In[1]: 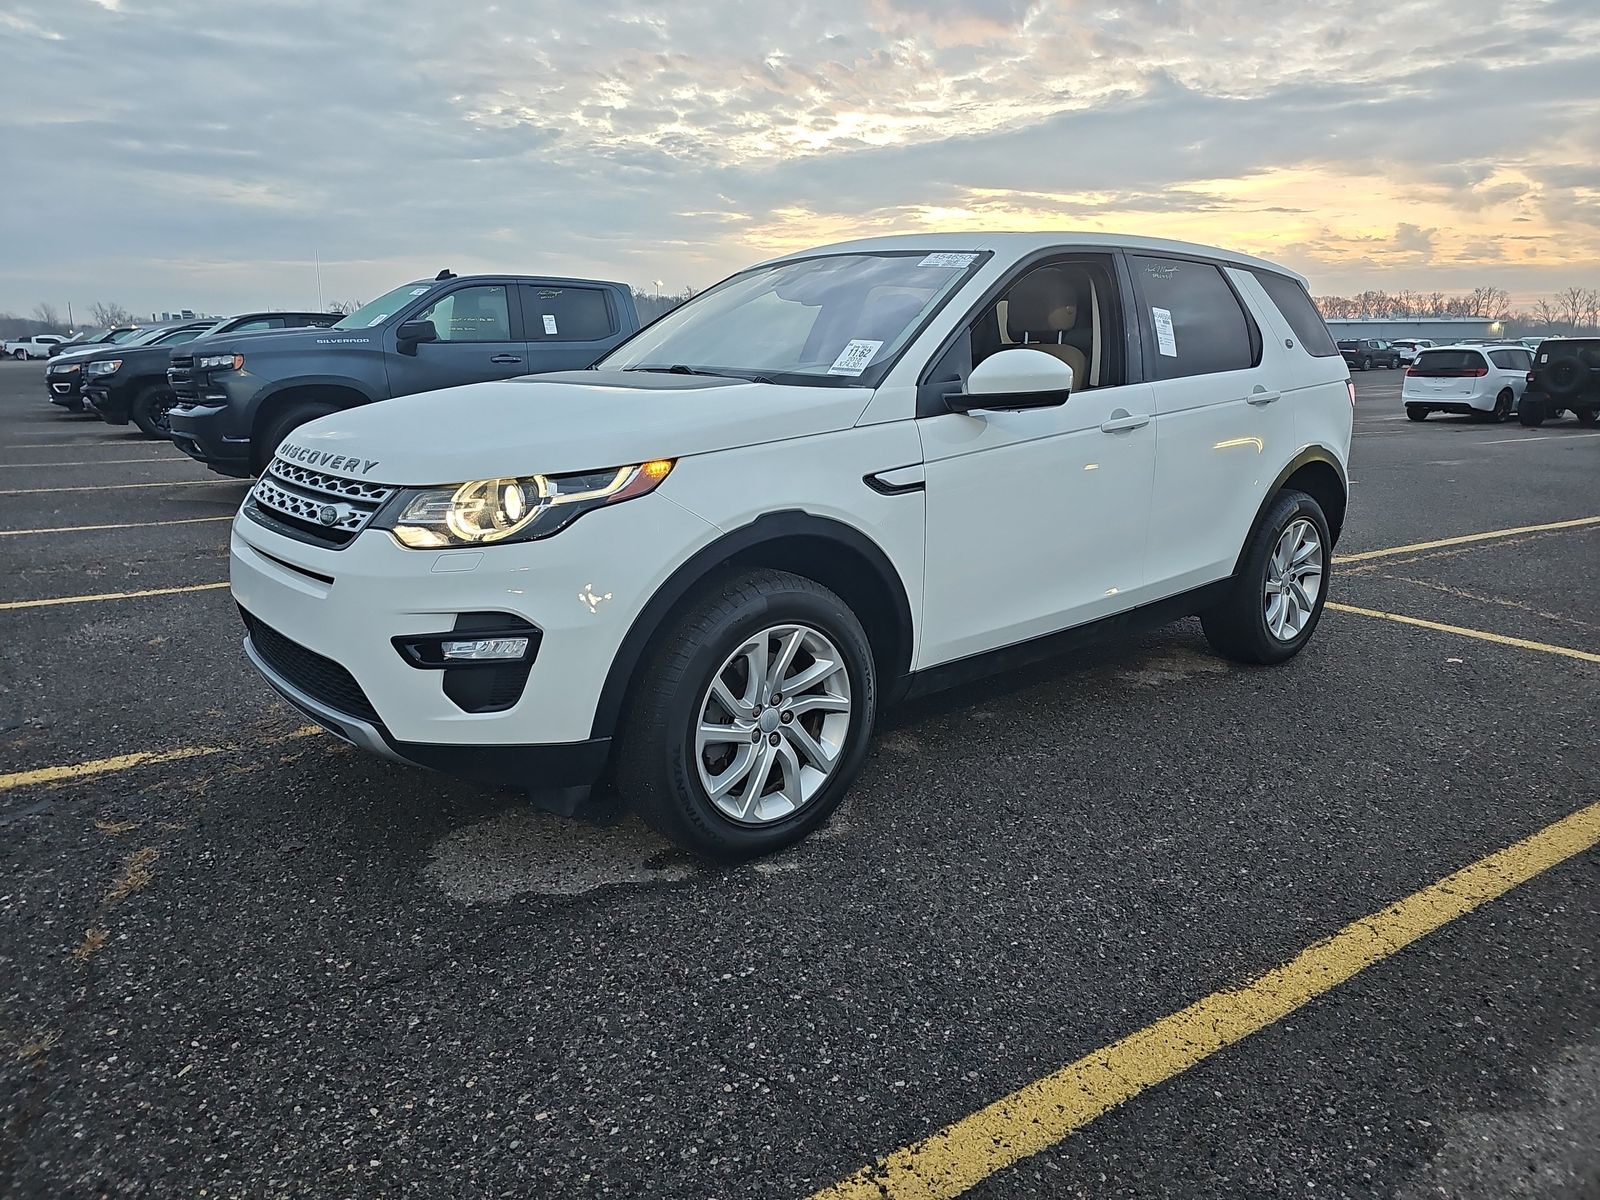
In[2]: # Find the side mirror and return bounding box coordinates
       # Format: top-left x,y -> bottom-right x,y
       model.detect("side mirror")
948,349 -> 1072,413
395,320 -> 438,354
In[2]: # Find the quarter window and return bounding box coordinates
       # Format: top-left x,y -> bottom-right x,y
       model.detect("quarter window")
1131,255 -> 1258,379
1252,271 -> 1338,357
521,285 -> 615,342
416,286 -> 513,342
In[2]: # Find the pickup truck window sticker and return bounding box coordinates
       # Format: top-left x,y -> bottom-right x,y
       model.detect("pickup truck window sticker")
919,252 -> 978,269
826,339 -> 884,376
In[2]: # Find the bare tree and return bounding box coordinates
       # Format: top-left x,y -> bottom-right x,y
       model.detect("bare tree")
1581,288 -> 1600,333
1531,298 -> 1559,331
326,300 -> 363,316
31,302 -> 64,330
89,300 -> 134,327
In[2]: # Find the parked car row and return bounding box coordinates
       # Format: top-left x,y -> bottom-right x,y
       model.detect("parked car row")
1401,338 -> 1600,426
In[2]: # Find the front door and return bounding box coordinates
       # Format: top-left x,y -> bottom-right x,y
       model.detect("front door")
387,282 -> 529,397
917,255 -> 1158,668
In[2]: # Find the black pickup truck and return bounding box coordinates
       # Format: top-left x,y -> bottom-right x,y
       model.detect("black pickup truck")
167,272 -> 640,477
84,311 -> 338,436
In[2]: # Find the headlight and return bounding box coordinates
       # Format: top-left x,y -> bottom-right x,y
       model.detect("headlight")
197,353 -> 244,371
85,359 -> 121,376
375,460 -> 674,548
53,363 -> 81,375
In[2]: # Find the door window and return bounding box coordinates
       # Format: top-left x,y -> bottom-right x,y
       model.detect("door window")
416,286 -> 512,342
521,286 -> 615,341
1130,255 -> 1258,379
1251,270 -> 1338,356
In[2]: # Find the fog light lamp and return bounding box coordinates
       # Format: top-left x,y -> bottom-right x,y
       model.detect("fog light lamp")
439,637 -> 530,661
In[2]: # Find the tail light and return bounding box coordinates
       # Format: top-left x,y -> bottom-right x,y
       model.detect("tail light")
1404,367 -> 1417,376
1469,366 -> 1489,377
1526,371 -> 1537,385
1346,380 -> 1357,407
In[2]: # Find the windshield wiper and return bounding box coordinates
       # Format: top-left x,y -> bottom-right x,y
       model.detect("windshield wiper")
623,364 -> 775,384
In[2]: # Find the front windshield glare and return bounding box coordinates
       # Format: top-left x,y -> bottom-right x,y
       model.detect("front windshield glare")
599,252 -> 980,383
333,282 -> 432,330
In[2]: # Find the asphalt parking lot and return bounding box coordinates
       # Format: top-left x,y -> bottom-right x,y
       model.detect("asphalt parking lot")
1,363 -> 1597,1198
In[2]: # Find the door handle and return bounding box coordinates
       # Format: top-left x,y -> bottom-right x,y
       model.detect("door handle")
1099,410 -> 1151,433
1246,388 -> 1281,406
490,354 -> 523,364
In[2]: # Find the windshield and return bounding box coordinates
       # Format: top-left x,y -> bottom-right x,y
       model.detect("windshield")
121,326 -> 184,348
332,282 -> 432,329
599,251 -> 983,384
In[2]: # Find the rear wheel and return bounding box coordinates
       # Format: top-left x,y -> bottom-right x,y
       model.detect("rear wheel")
1576,408 -> 1600,427
252,401 -> 340,473
1518,397 -> 1547,428
1481,389 -> 1513,423
1362,356 -> 1373,371
130,383 -> 179,438
617,568 -> 876,860
1202,490 -> 1331,666
1406,406 -> 1428,421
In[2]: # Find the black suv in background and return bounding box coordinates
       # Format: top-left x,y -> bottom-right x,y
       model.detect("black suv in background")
84,311 -> 338,437
49,325 -> 143,358
46,323 -> 194,412
1519,339 -> 1600,427
167,272 -> 642,477
1337,339 -> 1402,370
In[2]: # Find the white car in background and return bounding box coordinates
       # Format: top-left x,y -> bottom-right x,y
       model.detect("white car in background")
1403,344 -> 1532,422
1390,338 -> 1435,365
4,334 -> 69,360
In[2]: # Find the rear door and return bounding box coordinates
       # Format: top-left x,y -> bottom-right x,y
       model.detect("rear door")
386,281 -> 529,398
1132,252 -> 1299,597
518,283 -> 628,372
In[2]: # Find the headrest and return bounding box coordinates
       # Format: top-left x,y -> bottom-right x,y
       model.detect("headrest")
1006,271 -> 1082,338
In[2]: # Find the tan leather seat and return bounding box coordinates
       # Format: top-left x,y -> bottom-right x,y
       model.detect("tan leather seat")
1003,270 -> 1088,388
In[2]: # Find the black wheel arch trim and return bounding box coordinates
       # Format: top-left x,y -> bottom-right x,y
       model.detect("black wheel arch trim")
589,511 -> 914,741
1232,447 -> 1348,575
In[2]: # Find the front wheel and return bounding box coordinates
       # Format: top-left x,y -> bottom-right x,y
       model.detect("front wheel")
1361,356 -> 1373,371
1406,406 -> 1428,422
1202,490 -> 1331,665
10,350 -> 25,361
252,401 -> 340,474
617,568 -> 877,860
1575,408 -> 1599,427
130,383 -> 179,437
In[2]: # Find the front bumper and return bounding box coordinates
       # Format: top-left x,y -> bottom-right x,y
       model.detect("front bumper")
229,490 -> 719,754
46,374 -> 84,409
169,401 -> 254,476
83,381 -> 132,423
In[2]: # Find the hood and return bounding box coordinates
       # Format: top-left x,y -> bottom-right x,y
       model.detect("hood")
49,345 -> 123,368
188,325 -> 343,349
282,370 -> 874,485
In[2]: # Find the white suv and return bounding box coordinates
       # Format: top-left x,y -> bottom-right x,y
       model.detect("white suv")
230,234 -> 1353,858
1403,343 -> 1532,422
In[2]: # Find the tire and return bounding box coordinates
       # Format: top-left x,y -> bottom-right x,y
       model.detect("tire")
11,350 -> 25,361
130,382 -> 179,438
1481,389 -> 1513,423
1201,490 -> 1331,666
1361,356 -> 1372,371
616,568 -> 877,860
1576,408 -> 1600,427
1389,356 -> 1400,369
1540,353 -> 1592,402
1518,397 -> 1547,428
1406,406 -> 1428,422
252,401 -> 341,473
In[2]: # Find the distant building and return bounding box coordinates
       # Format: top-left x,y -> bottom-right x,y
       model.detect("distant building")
1325,316 -> 1506,342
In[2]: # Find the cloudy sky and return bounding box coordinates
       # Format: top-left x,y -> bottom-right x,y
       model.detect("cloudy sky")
2,0 -> 1598,319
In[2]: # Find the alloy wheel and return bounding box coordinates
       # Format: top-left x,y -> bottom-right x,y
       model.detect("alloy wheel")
694,623 -> 852,825
1263,518 -> 1324,642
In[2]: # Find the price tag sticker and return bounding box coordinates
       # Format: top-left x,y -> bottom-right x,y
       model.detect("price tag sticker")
827,339 -> 884,376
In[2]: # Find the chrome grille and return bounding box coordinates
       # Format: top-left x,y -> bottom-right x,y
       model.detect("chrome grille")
246,457 -> 397,547
168,353 -> 197,402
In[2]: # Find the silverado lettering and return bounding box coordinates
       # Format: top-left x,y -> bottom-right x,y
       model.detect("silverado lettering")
280,444 -> 380,474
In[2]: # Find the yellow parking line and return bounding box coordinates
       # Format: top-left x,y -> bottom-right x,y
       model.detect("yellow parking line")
0,725 -> 324,791
1326,602 -> 1600,664
0,479 -> 241,495
0,582 -> 230,611
0,745 -> 226,791
811,801 -> 1600,1200
0,457 -> 182,467
0,515 -> 233,537
1333,515 -> 1600,564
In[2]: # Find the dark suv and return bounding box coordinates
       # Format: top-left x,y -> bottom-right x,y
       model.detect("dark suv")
167,272 -> 641,477
1337,339 -> 1401,370
1519,339 -> 1600,427
84,311 -> 338,437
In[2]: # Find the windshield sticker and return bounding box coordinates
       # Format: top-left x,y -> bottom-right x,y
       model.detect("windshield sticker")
542,314 -> 558,335
1152,307 -> 1178,357
918,252 -> 978,269
409,287 -> 429,296
365,314 -> 388,327
827,339 -> 884,377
